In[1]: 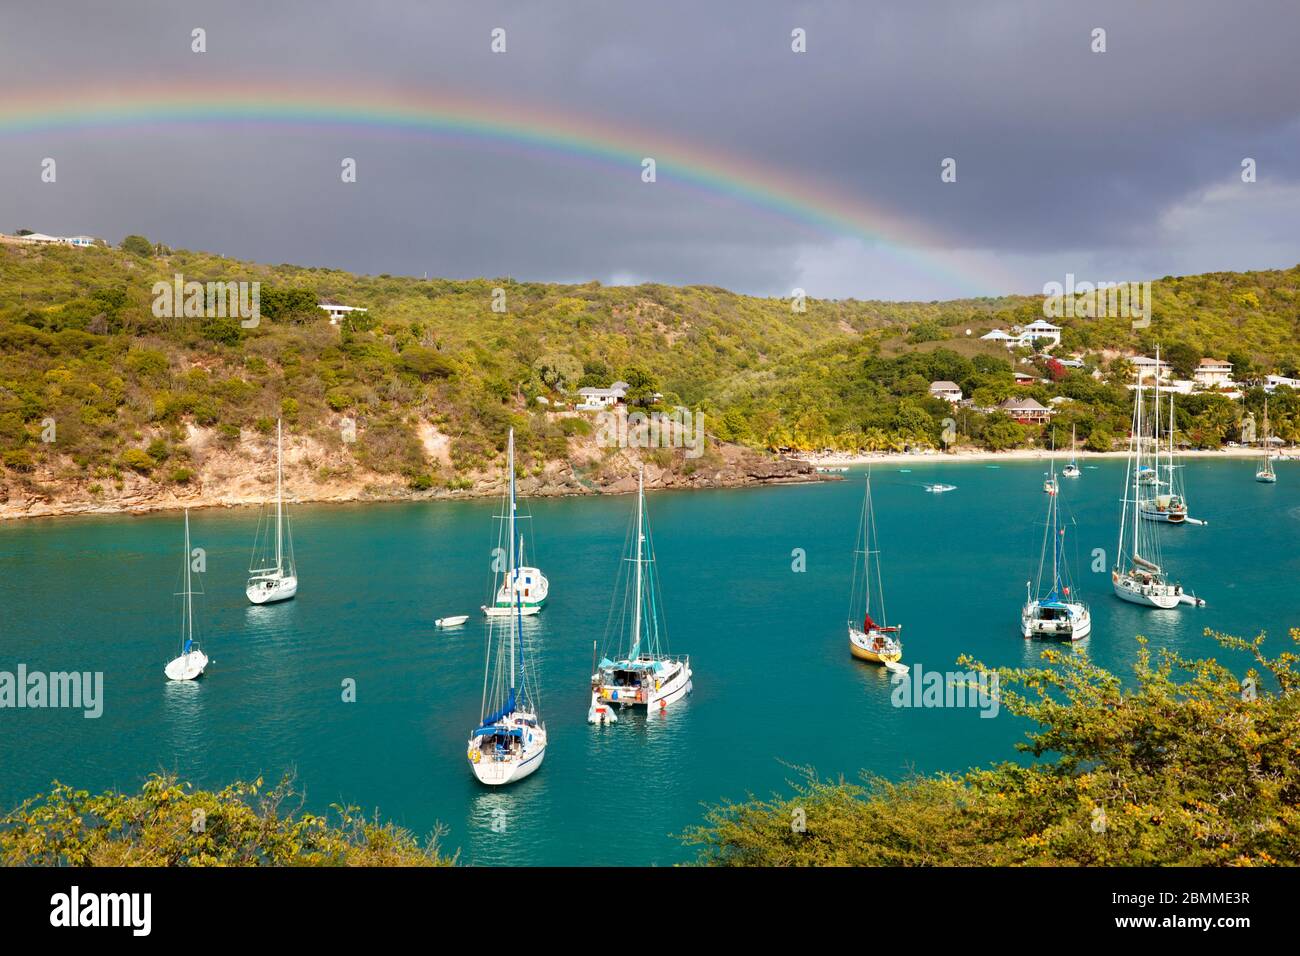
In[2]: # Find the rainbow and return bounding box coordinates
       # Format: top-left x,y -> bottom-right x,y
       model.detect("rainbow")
0,80 -> 1014,295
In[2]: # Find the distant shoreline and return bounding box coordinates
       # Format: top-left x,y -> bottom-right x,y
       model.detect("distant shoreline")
2,445 -> 1289,525
795,447 -> 1294,467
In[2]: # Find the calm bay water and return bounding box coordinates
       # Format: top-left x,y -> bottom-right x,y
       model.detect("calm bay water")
1,458 -> 1297,865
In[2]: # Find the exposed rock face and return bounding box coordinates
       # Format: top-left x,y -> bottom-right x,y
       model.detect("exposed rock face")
0,419 -> 825,520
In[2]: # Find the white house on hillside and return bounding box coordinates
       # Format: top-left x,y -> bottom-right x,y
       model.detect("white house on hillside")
577,383 -> 627,408
8,232 -> 95,248
980,320 -> 1062,349
1193,358 -> 1233,388
319,301 -> 369,325
928,380 -> 963,404
1128,355 -> 1171,381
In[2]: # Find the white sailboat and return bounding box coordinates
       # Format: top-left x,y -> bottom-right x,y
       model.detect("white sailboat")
246,419 -> 298,604
1022,456 -> 1090,639
1139,362 -> 1192,524
164,509 -> 209,681
592,467 -> 693,711
1113,373 -> 1204,608
1062,426 -> 1081,478
467,429 -> 547,786
482,435 -> 549,617
848,471 -> 903,665
1256,398 -> 1277,483
1042,434 -> 1059,495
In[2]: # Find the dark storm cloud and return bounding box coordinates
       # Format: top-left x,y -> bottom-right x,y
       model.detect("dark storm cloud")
1,0 -> 1298,298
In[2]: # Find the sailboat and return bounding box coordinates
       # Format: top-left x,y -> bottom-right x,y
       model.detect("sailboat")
1062,426 -> 1081,478
1256,398 -> 1277,483
848,471 -> 903,665
592,467 -> 693,711
1022,456 -> 1090,639
1139,368 -> 1190,524
164,509 -> 209,681
1042,434 -> 1059,495
482,434 -> 549,617
246,419 -> 298,604
1112,372 -> 1204,608
467,429 -> 547,786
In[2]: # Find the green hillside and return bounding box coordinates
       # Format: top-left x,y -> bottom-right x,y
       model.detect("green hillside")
1,238 -> 1298,498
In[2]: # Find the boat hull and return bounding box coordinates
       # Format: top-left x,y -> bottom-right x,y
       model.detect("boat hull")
1021,605 -> 1091,640
247,575 -> 297,605
848,627 -> 902,663
468,743 -> 546,786
594,661 -> 693,710
164,650 -> 208,681
1111,573 -> 1183,609
482,604 -> 540,618
1256,473 -> 1277,483
1139,508 -> 1186,524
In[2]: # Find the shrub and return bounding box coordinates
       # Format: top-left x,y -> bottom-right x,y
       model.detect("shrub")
120,448 -> 155,473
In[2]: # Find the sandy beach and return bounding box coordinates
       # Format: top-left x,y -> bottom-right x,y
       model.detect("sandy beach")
793,446 -> 1297,467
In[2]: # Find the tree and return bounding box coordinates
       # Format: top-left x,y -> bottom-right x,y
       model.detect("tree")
682,629 -> 1300,866
120,234 -> 153,257
0,773 -> 454,866
532,352 -> 581,391
1084,424 -> 1113,452
1163,342 -> 1200,379
621,364 -> 660,407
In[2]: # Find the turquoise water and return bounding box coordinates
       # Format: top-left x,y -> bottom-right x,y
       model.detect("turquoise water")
1,459 -> 1297,865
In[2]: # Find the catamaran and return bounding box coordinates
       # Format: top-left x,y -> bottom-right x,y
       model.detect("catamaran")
164,509 -> 209,681
1023,456 -> 1090,639
592,467 -> 693,712
482,432 -> 549,617
467,430 -> 547,785
848,471 -> 903,666
1256,398 -> 1278,483
1062,426 -> 1081,478
246,419 -> 298,604
1113,373 -> 1204,609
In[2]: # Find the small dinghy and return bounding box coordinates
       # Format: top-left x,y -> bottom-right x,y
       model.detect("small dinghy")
925,483 -> 956,494
587,690 -> 618,725
436,615 -> 469,628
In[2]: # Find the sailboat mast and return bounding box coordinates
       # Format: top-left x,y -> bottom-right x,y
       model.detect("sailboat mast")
1263,398 -> 1271,471
1132,375 -> 1143,564
275,418 -> 283,573
631,467 -> 644,659
1050,458 -> 1059,590
507,429 -> 517,695
183,508 -> 193,649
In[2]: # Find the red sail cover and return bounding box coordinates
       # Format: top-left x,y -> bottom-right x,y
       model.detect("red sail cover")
864,613 -> 876,631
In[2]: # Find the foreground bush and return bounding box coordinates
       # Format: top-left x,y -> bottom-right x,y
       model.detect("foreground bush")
1,773 -> 454,866
683,629 -> 1300,866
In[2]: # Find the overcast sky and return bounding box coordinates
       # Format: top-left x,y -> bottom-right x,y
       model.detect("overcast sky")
2,1 -> 1298,300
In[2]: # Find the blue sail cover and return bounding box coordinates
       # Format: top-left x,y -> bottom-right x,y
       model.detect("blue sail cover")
478,687 -> 516,728
472,725 -> 522,739
183,638 -> 192,653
